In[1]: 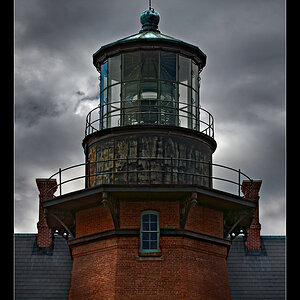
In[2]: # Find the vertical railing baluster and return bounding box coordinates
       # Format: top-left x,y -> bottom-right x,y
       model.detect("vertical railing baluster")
238,169 -> 241,196
59,168 -> 62,196
126,156 -> 129,184
208,161 -> 212,189
149,158 -> 151,184
171,157 -> 173,184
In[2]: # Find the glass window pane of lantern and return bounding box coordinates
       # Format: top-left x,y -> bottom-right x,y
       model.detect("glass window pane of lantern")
123,52 -> 140,81
179,55 -> 191,85
123,82 -> 139,125
192,61 -> 198,91
179,84 -> 188,128
141,51 -> 158,79
110,84 -> 121,103
160,82 -> 176,125
140,81 -> 157,99
100,61 -> 108,92
160,51 -> 176,81
110,85 -> 121,127
109,55 -> 121,84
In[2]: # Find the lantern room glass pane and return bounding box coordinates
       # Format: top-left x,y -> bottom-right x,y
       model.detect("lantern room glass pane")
109,55 -> 121,84
123,52 -> 140,81
179,84 -> 188,128
141,51 -> 158,79
122,82 -> 139,125
100,61 -> 108,92
160,51 -> 176,81
110,84 -> 121,103
192,61 -> 198,91
123,82 -> 138,100
140,81 -> 157,99
160,81 -> 176,126
179,55 -> 191,85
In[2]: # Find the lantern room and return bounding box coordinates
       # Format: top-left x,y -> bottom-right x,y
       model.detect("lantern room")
89,7 -> 211,136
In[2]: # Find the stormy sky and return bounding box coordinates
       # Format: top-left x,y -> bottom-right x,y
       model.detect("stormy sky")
14,0 -> 285,235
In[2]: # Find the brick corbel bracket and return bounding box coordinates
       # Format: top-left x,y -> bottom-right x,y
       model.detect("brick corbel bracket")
101,192 -> 120,229
179,192 -> 198,229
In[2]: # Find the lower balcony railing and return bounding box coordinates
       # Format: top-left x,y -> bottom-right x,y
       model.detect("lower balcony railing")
46,157 -> 253,199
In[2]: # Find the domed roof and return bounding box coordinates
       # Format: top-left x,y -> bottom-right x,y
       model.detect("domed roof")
139,8 -> 160,33
93,8 -> 207,69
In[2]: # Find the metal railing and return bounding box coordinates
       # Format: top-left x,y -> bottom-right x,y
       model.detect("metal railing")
46,157 -> 253,199
85,100 -> 214,138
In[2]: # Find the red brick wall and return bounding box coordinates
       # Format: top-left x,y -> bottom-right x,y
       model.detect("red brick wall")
69,238 -> 118,300
69,236 -> 230,300
185,205 -> 223,238
76,205 -> 115,238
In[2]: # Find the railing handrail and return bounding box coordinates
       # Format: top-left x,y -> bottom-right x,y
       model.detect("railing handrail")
46,157 -> 253,199
85,100 -> 214,138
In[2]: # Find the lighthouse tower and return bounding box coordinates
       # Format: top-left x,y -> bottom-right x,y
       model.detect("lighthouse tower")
39,7 -> 259,300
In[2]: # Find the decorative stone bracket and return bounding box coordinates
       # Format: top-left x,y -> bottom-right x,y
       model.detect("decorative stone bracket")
179,192 -> 198,229
101,192 -> 120,229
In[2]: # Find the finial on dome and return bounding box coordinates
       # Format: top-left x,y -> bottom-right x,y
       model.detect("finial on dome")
139,4 -> 160,33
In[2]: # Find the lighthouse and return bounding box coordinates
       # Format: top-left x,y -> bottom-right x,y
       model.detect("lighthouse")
38,6 -> 259,299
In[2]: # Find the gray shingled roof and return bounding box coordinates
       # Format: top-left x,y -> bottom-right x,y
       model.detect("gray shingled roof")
14,234 -> 73,299
227,235 -> 286,300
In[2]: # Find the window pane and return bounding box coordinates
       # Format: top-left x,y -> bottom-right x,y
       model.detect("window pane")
143,241 -> 150,249
150,241 -> 157,249
123,82 -> 138,100
143,232 -> 150,241
123,52 -> 140,80
100,61 -> 108,92
140,212 -> 159,252
109,55 -> 121,83
123,82 -> 139,125
150,214 -> 157,222
110,84 -> 121,103
160,81 -> 176,101
141,51 -> 158,79
192,61 -> 198,90
150,222 -> 157,231
160,51 -> 176,81
179,84 -> 188,128
142,214 -> 149,222
143,222 -> 149,231
179,55 -> 191,85
140,81 -> 157,99
150,232 -> 157,240
160,81 -> 176,126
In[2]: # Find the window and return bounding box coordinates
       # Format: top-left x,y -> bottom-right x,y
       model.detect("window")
140,211 -> 160,253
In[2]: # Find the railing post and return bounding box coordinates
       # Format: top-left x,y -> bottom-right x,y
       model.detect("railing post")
148,158 -> 151,184
238,169 -> 241,196
126,156 -> 129,184
59,168 -> 62,196
136,157 -> 139,184
171,157 -> 173,184
208,161 -> 212,188
87,160 -> 90,188
209,114 -> 211,136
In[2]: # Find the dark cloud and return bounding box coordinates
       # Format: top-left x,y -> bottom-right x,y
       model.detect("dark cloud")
14,0 -> 285,235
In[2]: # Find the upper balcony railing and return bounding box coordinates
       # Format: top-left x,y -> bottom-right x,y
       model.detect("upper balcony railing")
85,99 -> 214,138
46,157 -> 253,200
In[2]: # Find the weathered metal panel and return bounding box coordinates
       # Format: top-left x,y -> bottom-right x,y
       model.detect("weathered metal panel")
86,131 -> 213,187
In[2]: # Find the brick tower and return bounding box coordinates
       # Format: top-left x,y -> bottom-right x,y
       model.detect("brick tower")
40,7 -> 259,300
